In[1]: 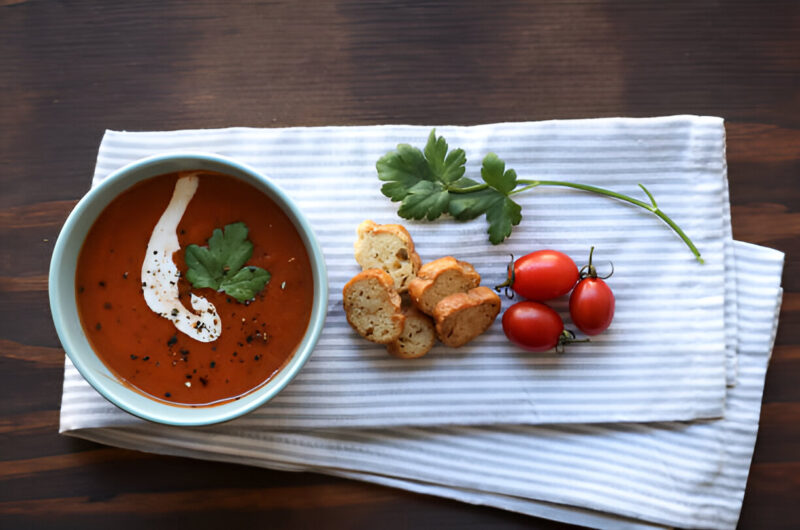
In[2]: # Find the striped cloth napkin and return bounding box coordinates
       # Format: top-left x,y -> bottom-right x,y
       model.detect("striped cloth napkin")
63,117 -> 735,429
58,118 -> 785,528
63,241 -> 783,529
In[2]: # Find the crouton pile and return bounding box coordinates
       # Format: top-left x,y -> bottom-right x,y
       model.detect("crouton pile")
343,220 -> 500,358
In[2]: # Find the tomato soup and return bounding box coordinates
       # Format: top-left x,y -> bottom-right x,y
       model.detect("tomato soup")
75,171 -> 314,406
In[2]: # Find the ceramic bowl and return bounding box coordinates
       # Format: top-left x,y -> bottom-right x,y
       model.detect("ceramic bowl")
49,153 -> 328,426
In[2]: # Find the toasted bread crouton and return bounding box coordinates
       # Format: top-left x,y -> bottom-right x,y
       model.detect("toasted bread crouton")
408,257 -> 481,315
387,306 -> 436,359
433,286 -> 501,348
343,269 -> 405,344
354,220 -> 421,292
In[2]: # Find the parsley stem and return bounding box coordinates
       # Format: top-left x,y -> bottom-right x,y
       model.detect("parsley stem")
513,179 -> 704,263
449,183 -> 489,193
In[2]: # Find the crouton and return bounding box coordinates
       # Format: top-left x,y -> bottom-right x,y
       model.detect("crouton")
433,286 -> 501,348
343,269 -> 405,344
354,220 -> 421,292
408,256 -> 481,315
387,305 -> 436,359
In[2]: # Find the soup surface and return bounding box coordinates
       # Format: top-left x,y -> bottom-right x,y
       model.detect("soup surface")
75,171 -> 314,406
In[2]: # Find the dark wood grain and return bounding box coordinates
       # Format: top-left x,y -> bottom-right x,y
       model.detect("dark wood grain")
1,0 -> 798,528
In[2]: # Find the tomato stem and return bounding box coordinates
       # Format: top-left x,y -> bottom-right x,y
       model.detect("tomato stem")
556,329 -> 590,353
580,246 -> 615,280
494,254 -> 516,298
587,246 -> 597,278
512,180 -> 704,264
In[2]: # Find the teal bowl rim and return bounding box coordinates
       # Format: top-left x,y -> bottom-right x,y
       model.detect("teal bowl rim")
49,152 -> 328,426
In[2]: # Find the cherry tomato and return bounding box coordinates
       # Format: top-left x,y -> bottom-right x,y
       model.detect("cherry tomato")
569,244 -> 616,339
498,250 -> 578,301
569,278 -> 615,335
502,301 -> 566,352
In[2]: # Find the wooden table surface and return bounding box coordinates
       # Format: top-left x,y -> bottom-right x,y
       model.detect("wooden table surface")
2,1 -> 798,528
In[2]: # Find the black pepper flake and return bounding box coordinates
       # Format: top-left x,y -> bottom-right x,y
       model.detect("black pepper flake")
225,378 -> 229,384
130,354 -> 138,360
142,356 -> 150,361
142,282 -> 147,288
153,250 -> 157,255
179,348 -> 190,355
165,392 -> 171,398
155,361 -> 160,367
186,374 -> 192,379
237,342 -> 244,347
180,229 -> 186,235
95,323 -> 102,331
193,369 -> 197,373
211,346 -> 217,351
171,308 -> 179,317
167,335 -> 178,347
123,272 -> 128,279
254,354 -> 261,361
98,281 -> 106,287
227,297 -> 232,303
232,351 -> 238,357
246,335 -> 253,343
199,377 -> 208,387
103,302 -> 112,310
210,361 -> 216,368
78,286 -> 85,294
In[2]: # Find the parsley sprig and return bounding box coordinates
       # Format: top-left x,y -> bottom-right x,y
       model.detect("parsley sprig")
184,222 -> 272,302
377,130 -> 703,263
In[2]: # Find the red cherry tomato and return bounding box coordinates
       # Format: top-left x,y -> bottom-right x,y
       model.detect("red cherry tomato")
570,277 -> 615,336
498,250 -> 579,301
502,301 -> 566,352
569,247 -> 615,336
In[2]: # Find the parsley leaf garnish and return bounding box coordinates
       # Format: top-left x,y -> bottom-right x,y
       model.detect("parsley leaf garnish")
184,222 -> 271,302
376,129 -> 705,262
449,153 -> 522,243
218,266 -> 271,302
377,133 -> 522,244
377,129 -> 467,221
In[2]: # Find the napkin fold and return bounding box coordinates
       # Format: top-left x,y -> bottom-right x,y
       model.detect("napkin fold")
63,117 -> 733,430
58,118 -> 784,529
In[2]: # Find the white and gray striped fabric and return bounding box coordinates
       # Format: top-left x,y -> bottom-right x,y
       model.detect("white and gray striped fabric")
63,241 -> 784,530
61,117 -> 736,429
